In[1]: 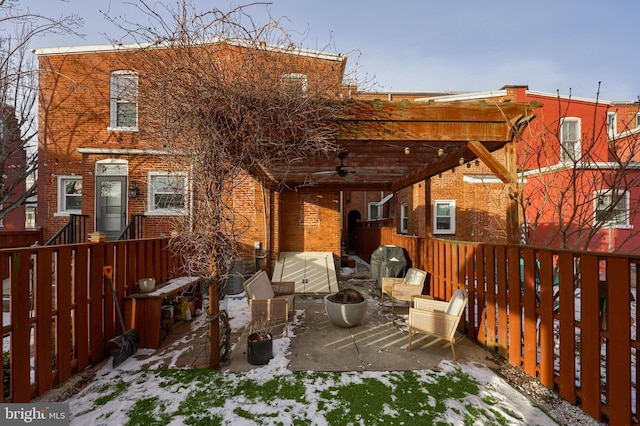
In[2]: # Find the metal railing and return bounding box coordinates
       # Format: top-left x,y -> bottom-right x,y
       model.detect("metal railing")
44,214 -> 89,245
117,214 -> 145,240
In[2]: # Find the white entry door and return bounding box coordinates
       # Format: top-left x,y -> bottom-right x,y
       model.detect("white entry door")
272,252 -> 338,295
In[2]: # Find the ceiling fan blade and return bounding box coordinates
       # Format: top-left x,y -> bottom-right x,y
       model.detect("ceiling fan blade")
343,172 -> 356,181
312,170 -> 337,175
342,167 -> 376,175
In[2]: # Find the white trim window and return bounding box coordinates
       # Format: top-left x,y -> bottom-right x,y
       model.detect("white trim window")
433,200 -> 455,234
368,202 -> 381,221
594,189 -> 630,228
57,176 -> 82,215
400,203 -> 409,234
147,172 -> 188,215
280,73 -> 308,95
607,112 -> 617,139
636,112 -> 640,129
109,70 -> 138,130
560,117 -> 581,163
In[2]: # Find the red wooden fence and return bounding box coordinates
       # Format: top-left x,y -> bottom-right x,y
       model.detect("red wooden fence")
1,238 -> 180,402
375,228 -> 638,425
0,230 -> 43,249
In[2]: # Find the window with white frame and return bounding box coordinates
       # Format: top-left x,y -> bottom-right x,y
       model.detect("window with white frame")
607,112 -> 617,139
147,172 -> 187,214
636,112 -> 640,129
280,73 -> 308,95
57,176 -> 82,214
400,203 -> 409,234
560,117 -> 581,162
594,189 -> 629,227
433,200 -> 455,234
109,71 -> 138,130
368,202 -> 381,221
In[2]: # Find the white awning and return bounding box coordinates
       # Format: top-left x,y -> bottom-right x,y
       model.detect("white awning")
376,193 -> 393,206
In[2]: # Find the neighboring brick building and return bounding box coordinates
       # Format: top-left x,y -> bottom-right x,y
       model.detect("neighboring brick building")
0,105 -> 27,231
348,87 -> 640,254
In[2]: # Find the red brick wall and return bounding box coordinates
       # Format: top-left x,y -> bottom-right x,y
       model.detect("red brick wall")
279,190 -> 340,254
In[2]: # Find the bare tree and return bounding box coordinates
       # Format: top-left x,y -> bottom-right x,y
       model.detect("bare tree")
515,85 -> 640,253
109,1 -> 353,363
0,0 -> 82,222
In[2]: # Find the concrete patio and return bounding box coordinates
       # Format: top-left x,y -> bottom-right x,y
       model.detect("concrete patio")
137,260 -> 500,373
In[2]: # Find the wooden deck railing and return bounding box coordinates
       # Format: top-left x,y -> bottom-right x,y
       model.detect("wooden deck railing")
1,237 -> 181,402
376,227 -> 638,425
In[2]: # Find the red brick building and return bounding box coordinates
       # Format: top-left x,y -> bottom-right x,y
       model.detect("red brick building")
347,87 -> 640,254
0,105 -> 27,231
34,40 -> 346,261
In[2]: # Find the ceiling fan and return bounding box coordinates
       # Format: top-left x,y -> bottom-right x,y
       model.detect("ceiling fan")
312,152 -> 375,181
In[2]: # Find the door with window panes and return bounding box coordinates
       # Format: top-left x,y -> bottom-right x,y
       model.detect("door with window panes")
96,176 -> 127,240
96,162 -> 129,239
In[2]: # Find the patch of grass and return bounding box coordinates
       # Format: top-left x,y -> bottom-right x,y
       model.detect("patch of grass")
69,367 -> 557,425
126,396 -> 172,425
94,380 -> 130,406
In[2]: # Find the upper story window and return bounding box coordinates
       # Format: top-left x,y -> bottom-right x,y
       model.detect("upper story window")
280,73 -> 308,95
109,71 -> 138,131
607,112 -> 617,139
595,189 -> 630,228
57,176 -> 82,215
400,203 -> 409,234
636,112 -> 640,129
147,172 -> 188,215
560,117 -> 581,163
433,200 -> 455,234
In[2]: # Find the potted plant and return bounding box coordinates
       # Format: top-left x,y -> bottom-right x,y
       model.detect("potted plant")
247,316 -> 273,365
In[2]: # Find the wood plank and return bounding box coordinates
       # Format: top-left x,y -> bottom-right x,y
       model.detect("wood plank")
522,248 -> 537,376
496,247 -> 508,358
606,257 -> 631,425
89,244 -> 105,362
538,251 -> 554,388
56,247 -> 73,384
485,247 -> 497,351
11,251 -> 32,402
464,245 -> 475,338
557,253 -> 576,403
579,255 -> 602,419
507,247 -> 522,367
35,249 -> 53,395
74,246 -> 89,370
476,246 -> 486,346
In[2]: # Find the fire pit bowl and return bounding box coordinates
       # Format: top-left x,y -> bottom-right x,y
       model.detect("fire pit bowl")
324,288 -> 367,327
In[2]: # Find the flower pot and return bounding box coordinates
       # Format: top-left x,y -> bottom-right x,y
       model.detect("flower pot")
247,332 -> 273,365
324,289 -> 367,327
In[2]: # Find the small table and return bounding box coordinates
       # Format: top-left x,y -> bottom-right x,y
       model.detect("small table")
124,276 -> 201,348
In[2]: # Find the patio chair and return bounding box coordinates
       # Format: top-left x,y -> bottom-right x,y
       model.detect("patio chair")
380,267 -> 428,313
408,289 -> 468,360
243,271 -> 295,336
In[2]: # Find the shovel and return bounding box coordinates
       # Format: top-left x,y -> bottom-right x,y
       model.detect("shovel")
103,266 -> 139,367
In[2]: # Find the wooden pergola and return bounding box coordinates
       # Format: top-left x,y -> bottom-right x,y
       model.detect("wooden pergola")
257,99 -> 538,243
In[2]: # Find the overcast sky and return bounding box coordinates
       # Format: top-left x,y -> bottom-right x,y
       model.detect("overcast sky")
26,0 -> 640,101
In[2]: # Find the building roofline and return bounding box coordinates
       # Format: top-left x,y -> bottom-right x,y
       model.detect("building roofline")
31,36 -> 346,62
525,90 -> 612,105
414,90 -> 507,102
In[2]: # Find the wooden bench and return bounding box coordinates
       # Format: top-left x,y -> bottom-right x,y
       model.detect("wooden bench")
124,276 -> 201,348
